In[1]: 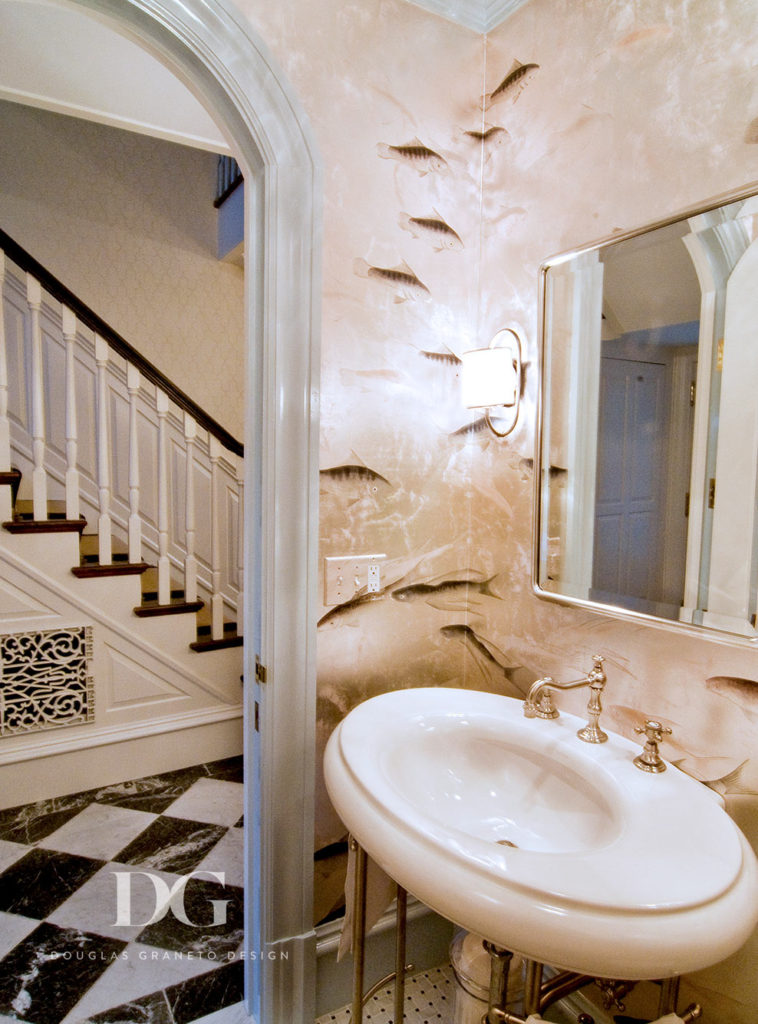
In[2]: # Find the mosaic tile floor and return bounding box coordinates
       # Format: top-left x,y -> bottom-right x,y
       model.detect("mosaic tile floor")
315,967 -> 457,1024
0,758 -> 245,1024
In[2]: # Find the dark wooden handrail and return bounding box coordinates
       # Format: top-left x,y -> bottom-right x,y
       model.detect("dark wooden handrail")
0,227 -> 243,458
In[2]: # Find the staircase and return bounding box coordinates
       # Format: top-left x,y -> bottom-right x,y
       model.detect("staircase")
0,230 -> 245,809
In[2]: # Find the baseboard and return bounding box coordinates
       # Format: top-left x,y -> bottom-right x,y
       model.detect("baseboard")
0,713 -> 243,807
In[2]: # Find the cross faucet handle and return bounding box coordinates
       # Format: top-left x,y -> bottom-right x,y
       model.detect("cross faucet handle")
633,719 -> 672,773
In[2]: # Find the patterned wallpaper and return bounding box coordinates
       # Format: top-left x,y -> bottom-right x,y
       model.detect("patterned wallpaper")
0,101 -> 245,439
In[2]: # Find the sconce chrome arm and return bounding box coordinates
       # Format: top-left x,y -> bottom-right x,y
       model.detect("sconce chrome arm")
524,655 -> 608,744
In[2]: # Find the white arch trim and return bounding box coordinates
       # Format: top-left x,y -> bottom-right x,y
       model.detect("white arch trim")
16,1 -> 322,1020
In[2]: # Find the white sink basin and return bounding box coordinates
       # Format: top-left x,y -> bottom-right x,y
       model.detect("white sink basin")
324,687 -> 758,979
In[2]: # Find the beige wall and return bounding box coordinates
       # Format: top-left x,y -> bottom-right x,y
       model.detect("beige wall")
234,0 -> 758,1016
0,100 -> 244,438
474,1 -> 758,1019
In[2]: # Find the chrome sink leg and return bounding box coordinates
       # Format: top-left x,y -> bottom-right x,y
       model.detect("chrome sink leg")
394,884 -> 407,1021
657,976 -> 680,1017
483,942 -> 513,1023
350,838 -> 367,1024
524,959 -> 544,1016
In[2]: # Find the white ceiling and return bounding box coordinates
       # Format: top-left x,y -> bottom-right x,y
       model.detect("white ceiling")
0,1 -> 229,152
404,0 -> 531,33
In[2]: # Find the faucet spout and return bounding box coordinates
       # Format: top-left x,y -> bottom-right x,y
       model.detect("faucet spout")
523,655 -> 608,743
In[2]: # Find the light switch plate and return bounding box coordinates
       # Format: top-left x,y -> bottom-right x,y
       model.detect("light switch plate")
324,554 -> 387,605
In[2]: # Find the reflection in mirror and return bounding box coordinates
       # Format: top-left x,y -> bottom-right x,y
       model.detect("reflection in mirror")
535,185 -> 758,640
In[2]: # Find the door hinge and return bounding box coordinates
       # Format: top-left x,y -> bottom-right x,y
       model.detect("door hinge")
708,478 -> 716,509
689,380 -> 696,407
255,656 -> 267,684
684,491 -> 690,517
254,700 -> 260,732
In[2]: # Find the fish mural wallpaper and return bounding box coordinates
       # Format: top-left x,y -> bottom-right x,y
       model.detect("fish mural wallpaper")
245,0 -> 758,1018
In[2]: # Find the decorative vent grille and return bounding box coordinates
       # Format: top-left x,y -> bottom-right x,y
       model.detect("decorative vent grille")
0,627 -> 94,736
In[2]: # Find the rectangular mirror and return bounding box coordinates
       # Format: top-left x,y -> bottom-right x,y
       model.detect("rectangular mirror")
534,182 -> 758,640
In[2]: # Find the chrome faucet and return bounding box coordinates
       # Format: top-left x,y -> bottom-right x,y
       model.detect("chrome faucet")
523,654 -> 608,744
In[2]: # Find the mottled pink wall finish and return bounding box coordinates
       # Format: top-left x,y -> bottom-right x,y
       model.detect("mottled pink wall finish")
240,0 -> 758,1015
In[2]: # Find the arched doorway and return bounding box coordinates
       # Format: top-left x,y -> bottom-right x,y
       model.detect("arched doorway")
0,1 -> 321,1019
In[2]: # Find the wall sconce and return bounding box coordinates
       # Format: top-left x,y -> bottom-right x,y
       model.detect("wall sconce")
461,327 -> 522,437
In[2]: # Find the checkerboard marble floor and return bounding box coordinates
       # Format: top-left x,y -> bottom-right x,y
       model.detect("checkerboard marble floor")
0,758 -> 245,1024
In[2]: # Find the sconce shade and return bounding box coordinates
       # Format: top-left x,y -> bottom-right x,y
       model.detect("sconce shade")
461,346 -> 518,409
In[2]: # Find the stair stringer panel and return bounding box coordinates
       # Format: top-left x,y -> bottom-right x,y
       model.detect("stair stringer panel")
0,527 -> 243,806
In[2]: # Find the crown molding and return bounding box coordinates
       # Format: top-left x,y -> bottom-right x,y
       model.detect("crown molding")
403,0 -> 530,34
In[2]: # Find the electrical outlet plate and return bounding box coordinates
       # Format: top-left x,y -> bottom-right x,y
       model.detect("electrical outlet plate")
324,554 -> 387,605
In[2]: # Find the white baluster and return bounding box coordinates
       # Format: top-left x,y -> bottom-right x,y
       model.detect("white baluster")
183,412 -> 198,604
127,364 -> 141,563
209,435 -> 224,640
62,306 -> 79,522
156,388 -> 171,604
27,274 -> 47,521
235,453 -> 244,634
0,254 -> 9,470
0,254 -> 10,522
94,334 -> 112,564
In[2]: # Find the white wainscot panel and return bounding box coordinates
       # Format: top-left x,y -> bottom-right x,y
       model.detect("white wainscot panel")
104,642 -> 188,710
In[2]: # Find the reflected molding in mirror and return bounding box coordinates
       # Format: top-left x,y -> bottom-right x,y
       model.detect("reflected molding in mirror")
534,181 -> 758,642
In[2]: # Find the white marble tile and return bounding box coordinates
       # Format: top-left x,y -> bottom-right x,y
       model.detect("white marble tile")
0,837 -> 30,873
162,778 -> 244,828
47,861 -> 184,942
195,825 -> 245,888
61,941 -> 216,1024
37,802 -> 157,860
0,910 -> 39,960
190,999 -> 249,1024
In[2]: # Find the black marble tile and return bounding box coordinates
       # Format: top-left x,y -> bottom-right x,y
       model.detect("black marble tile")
0,847 -> 103,918
0,921 -> 126,1024
233,816 -> 244,829
80,990 -> 172,1024
202,757 -> 243,784
0,795 -> 90,844
113,817 -> 227,874
92,766 -> 208,815
136,877 -> 243,957
165,959 -> 243,1024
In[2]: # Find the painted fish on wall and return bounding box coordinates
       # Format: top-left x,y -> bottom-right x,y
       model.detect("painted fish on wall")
463,125 -> 509,152
398,211 -> 463,251
420,349 -> 461,366
485,59 -> 539,109
376,137 -> 448,175
353,257 -> 431,302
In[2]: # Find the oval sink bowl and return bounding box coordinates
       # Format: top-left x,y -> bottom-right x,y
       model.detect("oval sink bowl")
324,687 -> 758,980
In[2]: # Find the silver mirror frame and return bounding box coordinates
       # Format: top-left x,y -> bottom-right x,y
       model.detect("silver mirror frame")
532,178 -> 758,647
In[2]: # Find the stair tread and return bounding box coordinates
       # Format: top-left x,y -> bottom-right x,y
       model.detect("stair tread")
135,598 -> 204,617
5,515 -> 87,534
72,561 -> 151,578
190,631 -> 244,652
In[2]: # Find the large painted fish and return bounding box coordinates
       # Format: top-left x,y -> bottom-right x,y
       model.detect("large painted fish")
486,59 -> 539,109
399,211 -> 463,251
376,137 -> 448,175
463,125 -> 508,149
353,257 -> 431,302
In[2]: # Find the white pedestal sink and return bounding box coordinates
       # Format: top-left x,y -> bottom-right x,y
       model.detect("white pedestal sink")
324,687 -> 758,981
